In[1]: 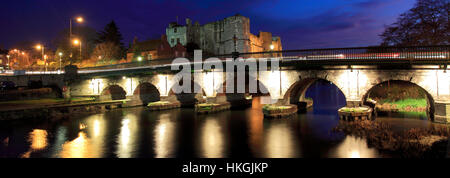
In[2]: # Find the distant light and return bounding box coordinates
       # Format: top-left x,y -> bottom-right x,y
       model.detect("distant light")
76,17 -> 84,23
270,44 -> 274,50
73,39 -> 80,45
122,76 -> 126,80
350,150 -> 361,158
137,57 -> 143,61
22,52 -> 25,55
36,45 -> 42,50
58,52 -> 63,56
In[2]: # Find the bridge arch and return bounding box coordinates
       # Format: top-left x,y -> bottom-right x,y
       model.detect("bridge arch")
133,82 -> 160,105
100,85 -> 127,101
283,77 -> 347,108
168,79 -> 206,107
362,80 -> 435,121
216,75 -> 271,107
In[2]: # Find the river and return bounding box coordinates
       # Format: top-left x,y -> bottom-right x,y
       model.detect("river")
0,97 -> 436,158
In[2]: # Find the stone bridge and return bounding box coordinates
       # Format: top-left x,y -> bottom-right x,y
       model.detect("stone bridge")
1,46 -> 449,122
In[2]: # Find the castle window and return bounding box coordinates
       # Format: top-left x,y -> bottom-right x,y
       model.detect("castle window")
174,28 -> 177,33
177,38 -> 180,44
171,38 -> 174,44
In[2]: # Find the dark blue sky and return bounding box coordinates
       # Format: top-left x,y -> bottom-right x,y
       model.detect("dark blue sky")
0,0 -> 416,50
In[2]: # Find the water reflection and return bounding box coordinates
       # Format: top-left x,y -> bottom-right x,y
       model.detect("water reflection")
331,136 -> 379,158
247,97 -> 264,156
49,126 -> 67,157
116,113 -> 138,158
200,118 -> 225,158
154,113 -> 176,158
21,129 -> 48,158
263,120 -> 299,158
3,106 -> 440,158
60,132 -> 96,158
29,129 -> 48,150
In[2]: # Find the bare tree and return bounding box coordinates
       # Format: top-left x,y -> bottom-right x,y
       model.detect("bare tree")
91,42 -> 121,65
380,0 -> 449,46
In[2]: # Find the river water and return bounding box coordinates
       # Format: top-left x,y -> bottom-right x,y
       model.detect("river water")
0,97 -> 436,158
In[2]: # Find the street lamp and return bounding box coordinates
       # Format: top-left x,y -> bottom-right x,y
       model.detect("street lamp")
269,44 -> 275,58
70,16 -> 84,62
44,55 -> 48,72
6,55 -> 10,69
36,44 -> 46,71
76,17 -> 83,23
73,39 -> 82,61
58,52 -> 63,72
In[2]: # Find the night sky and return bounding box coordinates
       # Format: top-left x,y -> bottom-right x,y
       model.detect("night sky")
0,0 -> 416,50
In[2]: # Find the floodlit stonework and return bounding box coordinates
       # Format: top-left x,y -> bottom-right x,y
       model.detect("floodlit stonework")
166,14 -> 282,55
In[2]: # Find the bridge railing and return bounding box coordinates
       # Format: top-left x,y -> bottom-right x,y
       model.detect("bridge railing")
78,45 -> 450,71
238,45 -> 450,61
78,57 -> 180,71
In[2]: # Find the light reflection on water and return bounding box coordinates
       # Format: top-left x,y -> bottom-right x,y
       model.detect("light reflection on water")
60,132 -> 94,158
154,113 -> 176,158
331,136 -> 379,158
2,99 -> 437,158
263,120 -> 299,158
116,113 -> 139,158
20,129 -> 48,158
200,118 -> 225,158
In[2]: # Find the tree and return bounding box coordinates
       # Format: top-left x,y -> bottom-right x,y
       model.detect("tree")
380,0 -> 449,46
97,21 -> 125,57
91,42 -> 121,65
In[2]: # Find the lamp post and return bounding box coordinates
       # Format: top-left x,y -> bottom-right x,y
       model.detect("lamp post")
73,39 -> 82,62
44,55 -> 48,72
58,52 -> 63,72
36,44 -> 45,71
6,55 -> 10,70
70,16 -> 83,63
98,55 -> 103,66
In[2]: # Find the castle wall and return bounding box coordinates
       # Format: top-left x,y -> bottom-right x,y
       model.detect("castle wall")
166,15 -> 282,56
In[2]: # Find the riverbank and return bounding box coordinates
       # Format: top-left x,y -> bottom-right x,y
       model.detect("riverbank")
0,98 -> 126,122
0,97 -> 96,111
333,120 -> 449,158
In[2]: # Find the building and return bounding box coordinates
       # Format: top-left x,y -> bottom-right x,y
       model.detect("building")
127,35 -> 186,62
165,14 -> 282,56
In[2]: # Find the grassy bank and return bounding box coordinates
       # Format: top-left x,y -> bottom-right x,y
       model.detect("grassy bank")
147,101 -> 171,106
371,98 -> 427,113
